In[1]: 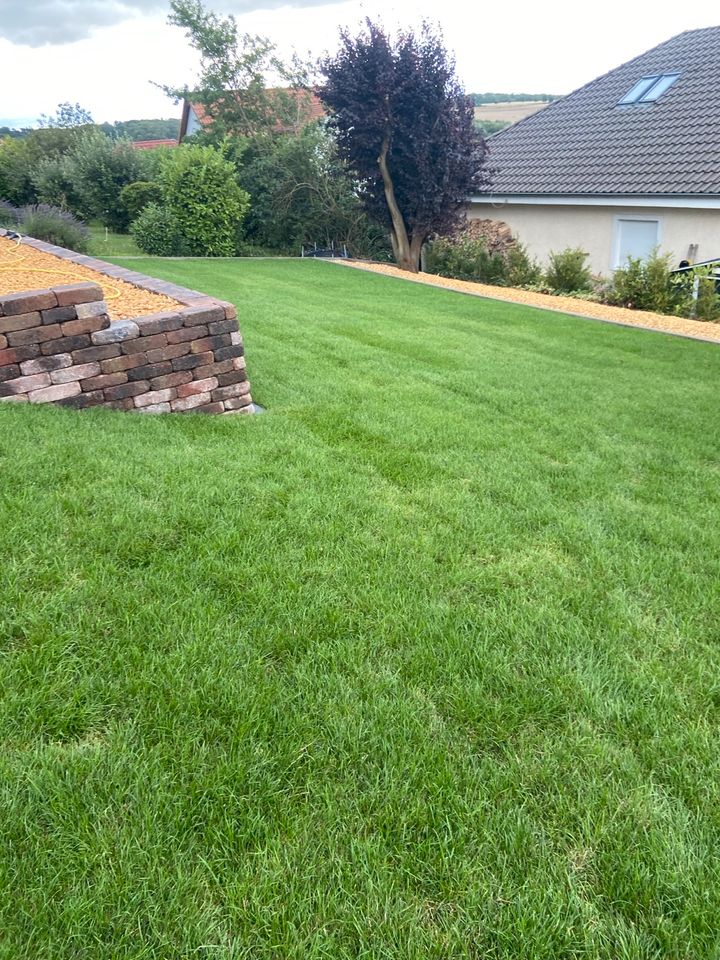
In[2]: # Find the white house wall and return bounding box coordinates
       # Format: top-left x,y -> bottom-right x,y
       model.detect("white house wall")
468,202 -> 720,276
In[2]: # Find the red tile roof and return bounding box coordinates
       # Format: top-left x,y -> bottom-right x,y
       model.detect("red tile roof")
180,89 -> 325,140
131,139 -> 178,150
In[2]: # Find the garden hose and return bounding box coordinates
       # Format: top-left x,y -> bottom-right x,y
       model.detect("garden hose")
0,233 -> 122,301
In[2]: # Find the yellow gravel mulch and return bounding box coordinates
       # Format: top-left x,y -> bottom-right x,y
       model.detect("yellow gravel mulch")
334,259 -> 720,344
0,236 -> 181,321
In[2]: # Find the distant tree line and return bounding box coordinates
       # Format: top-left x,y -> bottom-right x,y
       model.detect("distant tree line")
96,119 -> 180,141
468,92 -> 557,104
0,126 -> 32,139
0,117 -> 179,142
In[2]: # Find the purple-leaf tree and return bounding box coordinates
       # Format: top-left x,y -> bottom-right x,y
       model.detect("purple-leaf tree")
320,20 -> 487,273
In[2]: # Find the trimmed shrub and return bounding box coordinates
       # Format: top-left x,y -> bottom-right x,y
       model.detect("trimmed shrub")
160,145 -> 250,257
544,247 -> 592,294
425,222 -> 541,288
120,181 -> 164,225
17,204 -> 88,252
130,203 -> 188,256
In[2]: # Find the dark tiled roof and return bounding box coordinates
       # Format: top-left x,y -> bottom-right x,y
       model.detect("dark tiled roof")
478,27 -> 720,197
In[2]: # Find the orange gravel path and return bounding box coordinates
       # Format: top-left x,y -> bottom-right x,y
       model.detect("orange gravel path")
0,236 -> 180,321
333,259 -> 720,345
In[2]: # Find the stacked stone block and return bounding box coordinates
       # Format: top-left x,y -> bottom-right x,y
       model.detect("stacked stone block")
0,283 -> 252,414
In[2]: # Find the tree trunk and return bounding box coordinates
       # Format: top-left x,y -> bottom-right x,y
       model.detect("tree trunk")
409,233 -> 424,272
378,133 -> 420,273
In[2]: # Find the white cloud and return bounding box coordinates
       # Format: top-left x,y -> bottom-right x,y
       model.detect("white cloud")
0,0 -> 717,122
0,0 -> 340,47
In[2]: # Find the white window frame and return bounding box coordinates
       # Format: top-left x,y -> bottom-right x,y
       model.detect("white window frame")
611,215 -> 662,270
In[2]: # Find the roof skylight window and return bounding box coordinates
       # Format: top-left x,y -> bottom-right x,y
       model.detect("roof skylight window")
618,73 -> 680,105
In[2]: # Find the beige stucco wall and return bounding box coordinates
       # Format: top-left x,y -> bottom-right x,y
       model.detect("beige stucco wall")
468,202 -> 720,276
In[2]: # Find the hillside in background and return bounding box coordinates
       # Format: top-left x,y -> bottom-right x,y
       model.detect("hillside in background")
0,118 -> 180,141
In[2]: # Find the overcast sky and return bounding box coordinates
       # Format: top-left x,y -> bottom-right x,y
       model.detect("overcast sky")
0,0 -> 717,126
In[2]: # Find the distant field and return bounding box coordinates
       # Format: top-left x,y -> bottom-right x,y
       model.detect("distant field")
474,101 -> 551,124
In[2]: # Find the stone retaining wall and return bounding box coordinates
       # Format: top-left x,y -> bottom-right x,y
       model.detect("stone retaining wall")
0,235 -> 252,414
0,283 -> 251,413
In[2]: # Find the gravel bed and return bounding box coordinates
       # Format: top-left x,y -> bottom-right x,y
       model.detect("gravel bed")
0,236 -> 180,321
334,259 -> 720,344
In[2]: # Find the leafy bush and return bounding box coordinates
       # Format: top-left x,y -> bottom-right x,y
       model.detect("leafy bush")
17,204 -> 88,252
673,266 -> 720,322
425,227 -> 541,288
31,154 -> 86,219
160,144 -> 250,256
120,181 -> 164,225
69,132 -> 145,231
0,200 -> 18,228
694,271 -> 720,321
610,249 -> 680,313
130,203 -> 188,256
425,234 -> 507,285
0,138 -> 35,206
544,247 -> 592,294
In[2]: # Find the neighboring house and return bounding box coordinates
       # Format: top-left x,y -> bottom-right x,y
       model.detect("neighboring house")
179,89 -> 325,141
470,27 -> 720,275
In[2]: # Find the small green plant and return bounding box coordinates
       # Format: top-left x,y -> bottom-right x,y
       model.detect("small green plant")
120,181 -> 164,225
17,203 -> 89,252
692,268 -> 720,321
505,243 -> 542,287
130,203 -> 188,256
544,247 -> 592,294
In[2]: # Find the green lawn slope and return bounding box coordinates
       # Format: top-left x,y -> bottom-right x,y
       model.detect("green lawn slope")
1,260 -> 719,959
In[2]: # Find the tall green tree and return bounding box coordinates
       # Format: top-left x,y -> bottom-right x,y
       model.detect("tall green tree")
237,125 -> 389,257
320,20 -> 486,272
161,0 -> 311,139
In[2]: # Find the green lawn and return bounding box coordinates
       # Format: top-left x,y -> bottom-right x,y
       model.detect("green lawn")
86,222 -> 142,257
2,260 -> 719,959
